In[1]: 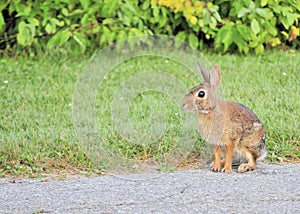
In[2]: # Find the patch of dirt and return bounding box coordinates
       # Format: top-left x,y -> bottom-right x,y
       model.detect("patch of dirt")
1,152 -> 299,182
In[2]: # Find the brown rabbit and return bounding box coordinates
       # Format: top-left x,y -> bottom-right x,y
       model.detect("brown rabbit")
182,62 -> 266,173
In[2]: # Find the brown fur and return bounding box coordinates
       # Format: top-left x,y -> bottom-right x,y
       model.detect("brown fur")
182,63 -> 266,173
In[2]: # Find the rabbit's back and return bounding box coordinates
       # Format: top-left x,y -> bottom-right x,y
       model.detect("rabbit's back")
198,100 -> 265,155
222,101 -> 266,158
224,101 -> 264,140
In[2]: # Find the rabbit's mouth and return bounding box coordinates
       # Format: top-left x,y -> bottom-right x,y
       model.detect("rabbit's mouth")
181,103 -> 196,112
182,99 -> 215,113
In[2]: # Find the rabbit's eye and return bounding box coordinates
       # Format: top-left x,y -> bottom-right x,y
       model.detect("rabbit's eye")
198,90 -> 205,98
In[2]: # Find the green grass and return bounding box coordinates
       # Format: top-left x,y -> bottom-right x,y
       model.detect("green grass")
0,50 -> 299,177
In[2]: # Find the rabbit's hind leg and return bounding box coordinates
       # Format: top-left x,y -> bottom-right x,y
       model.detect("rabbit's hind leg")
237,148 -> 257,173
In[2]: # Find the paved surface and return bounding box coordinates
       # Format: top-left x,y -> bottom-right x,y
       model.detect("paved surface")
0,163 -> 299,214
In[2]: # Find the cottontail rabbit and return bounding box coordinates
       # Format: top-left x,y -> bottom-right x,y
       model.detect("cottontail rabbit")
182,62 -> 266,173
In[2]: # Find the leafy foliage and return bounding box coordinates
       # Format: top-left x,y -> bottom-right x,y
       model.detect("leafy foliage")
0,0 -> 299,55
155,0 -> 300,54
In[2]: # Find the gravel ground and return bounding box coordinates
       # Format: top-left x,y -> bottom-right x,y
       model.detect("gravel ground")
0,163 -> 299,214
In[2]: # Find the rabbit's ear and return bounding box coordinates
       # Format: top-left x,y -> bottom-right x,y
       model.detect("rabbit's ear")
197,61 -> 209,83
209,64 -> 221,89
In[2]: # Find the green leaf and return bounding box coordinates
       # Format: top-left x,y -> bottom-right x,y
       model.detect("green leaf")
215,24 -> 234,51
116,30 -> 127,41
236,24 -> 251,40
265,21 -> 277,36
23,6 -> 31,16
281,7 -> 289,16
249,1 -> 255,10
47,31 -> 62,47
141,1 -> 150,10
102,0 -> 118,18
158,15 -> 167,28
68,9 -> 84,16
80,14 -> 89,25
251,19 -> 260,34
203,9 -> 210,25
281,17 -> 289,30
129,28 -> 143,36
243,45 -> 249,54
212,11 -> 222,22
16,5 -> 31,17
222,29 -> 233,51
260,0 -> 268,7
272,5 -> 281,14
232,29 -> 244,53
255,44 -> 264,55
286,13 -> 295,26
61,8 -> 69,16
120,4 -> 134,23
99,34 -> 107,45
102,26 -> 110,38
138,19 -> 144,30
255,8 -> 267,17
17,21 -> 32,46
28,17 -> 39,27
16,21 -> 35,46
238,8 -> 251,18
198,19 -> 204,27
45,23 -> 54,34
249,39 -> 259,48
0,13 -> 5,33
73,33 -> 86,52
47,30 -> 72,47
102,18 -> 115,25
0,0 -> 9,11
188,33 -> 199,48
79,0 -> 90,10
60,31 -> 72,44
262,8 -> 274,19
153,6 -> 159,17
50,18 -> 62,27
176,32 -> 187,41
209,17 -> 217,29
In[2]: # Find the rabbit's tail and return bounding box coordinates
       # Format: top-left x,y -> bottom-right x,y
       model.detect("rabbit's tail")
257,134 -> 266,162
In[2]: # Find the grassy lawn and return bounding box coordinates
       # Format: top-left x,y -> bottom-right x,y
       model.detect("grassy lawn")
0,50 -> 299,177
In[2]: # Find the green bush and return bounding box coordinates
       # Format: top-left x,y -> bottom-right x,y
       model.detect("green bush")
156,0 -> 300,54
0,0 -> 299,55
0,0 -> 176,54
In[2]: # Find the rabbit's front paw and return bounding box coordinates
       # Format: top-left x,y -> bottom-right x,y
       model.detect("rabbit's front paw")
211,160 -> 224,172
222,166 -> 232,173
211,163 -> 221,172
